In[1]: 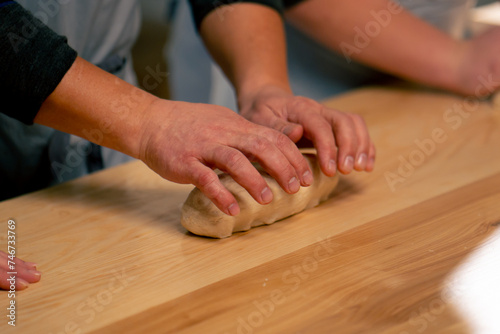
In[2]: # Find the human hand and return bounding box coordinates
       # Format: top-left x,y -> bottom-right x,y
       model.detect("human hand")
238,85 -> 376,176
455,27 -> 500,97
1,251 -> 41,290
138,100 -> 313,216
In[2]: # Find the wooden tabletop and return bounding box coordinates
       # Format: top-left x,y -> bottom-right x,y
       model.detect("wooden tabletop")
1,86 -> 500,334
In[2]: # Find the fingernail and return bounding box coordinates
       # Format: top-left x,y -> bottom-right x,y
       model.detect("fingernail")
343,156 -> 354,173
16,278 -> 29,290
302,171 -> 313,186
288,177 -> 300,193
261,187 -> 273,204
227,203 -> 240,216
328,159 -> 337,174
356,153 -> 367,170
28,270 -> 41,278
283,126 -> 294,136
25,262 -> 38,269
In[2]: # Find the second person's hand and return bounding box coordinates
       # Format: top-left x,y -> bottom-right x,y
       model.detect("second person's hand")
238,85 -> 376,176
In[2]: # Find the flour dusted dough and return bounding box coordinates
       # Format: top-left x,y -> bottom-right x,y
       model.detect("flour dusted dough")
181,154 -> 339,238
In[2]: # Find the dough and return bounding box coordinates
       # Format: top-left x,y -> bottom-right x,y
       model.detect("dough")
181,154 -> 339,238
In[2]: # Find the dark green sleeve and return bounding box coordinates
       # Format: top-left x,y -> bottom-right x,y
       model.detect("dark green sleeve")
0,1 -> 77,124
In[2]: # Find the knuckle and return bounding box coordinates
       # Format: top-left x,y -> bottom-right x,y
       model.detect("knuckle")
320,105 -> 340,119
291,96 -> 317,110
338,135 -> 357,154
316,116 -> 334,133
224,150 -> 247,171
337,120 -> 356,139
198,175 -> 221,200
250,136 -> 272,153
244,174 -> 267,194
319,104 -> 332,114
196,170 -> 218,189
350,113 -> 364,122
342,115 -> 356,129
276,163 -> 295,181
274,132 -> 292,150
355,134 -> 370,150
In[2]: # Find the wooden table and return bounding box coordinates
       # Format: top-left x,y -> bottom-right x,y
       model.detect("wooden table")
1,86 -> 500,333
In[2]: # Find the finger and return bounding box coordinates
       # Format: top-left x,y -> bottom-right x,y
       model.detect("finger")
24,262 -> 38,269
267,131 -> 314,187
0,253 -> 37,268
366,141 -> 376,172
12,267 -> 41,283
207,146 -> 274,205
329,111 -> 358,175
0,256 -> 41,284
290,110 -> 338,177
0,268 -> 39,290
187,160 -> 240,216
0,270 -> 31,290
267,117 -> 304,143
350,114 -> 371,171
243,106 -> 304,142
232,133 -> 306,192
0,254 -> 37,271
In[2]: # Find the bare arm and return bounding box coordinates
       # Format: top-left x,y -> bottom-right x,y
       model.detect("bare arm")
199,3 -> 291,102
285,0 -> 500,96
200,3 -> 376,174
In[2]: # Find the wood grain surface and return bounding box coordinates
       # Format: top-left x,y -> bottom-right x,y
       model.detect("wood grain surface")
1,86 -> 499,334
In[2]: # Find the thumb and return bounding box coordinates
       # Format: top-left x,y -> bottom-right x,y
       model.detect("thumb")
274,119 -> 303,142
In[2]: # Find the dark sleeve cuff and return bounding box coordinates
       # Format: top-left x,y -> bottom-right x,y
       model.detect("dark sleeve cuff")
188,0 -> 285,32
283,0 -> 305,9
0,2 -> 77,125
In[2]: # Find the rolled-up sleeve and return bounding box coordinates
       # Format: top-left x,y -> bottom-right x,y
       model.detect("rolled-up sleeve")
0,1 -> 77,124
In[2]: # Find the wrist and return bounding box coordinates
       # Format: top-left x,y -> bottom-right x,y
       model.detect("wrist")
434,40 -> 470,95
136,97 -> 176,163
237,82 -> 293,112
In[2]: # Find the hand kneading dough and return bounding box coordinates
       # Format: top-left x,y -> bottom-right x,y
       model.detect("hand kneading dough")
181,154 -> 339,238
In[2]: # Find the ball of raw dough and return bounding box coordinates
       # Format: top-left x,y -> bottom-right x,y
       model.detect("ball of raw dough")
181,154 -> 339,238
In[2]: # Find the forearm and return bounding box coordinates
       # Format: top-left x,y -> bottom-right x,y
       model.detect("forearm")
199,3 -> 292,104
34,57 -> 158,159
1,2 -> 157,156
285,0 -> 464,92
